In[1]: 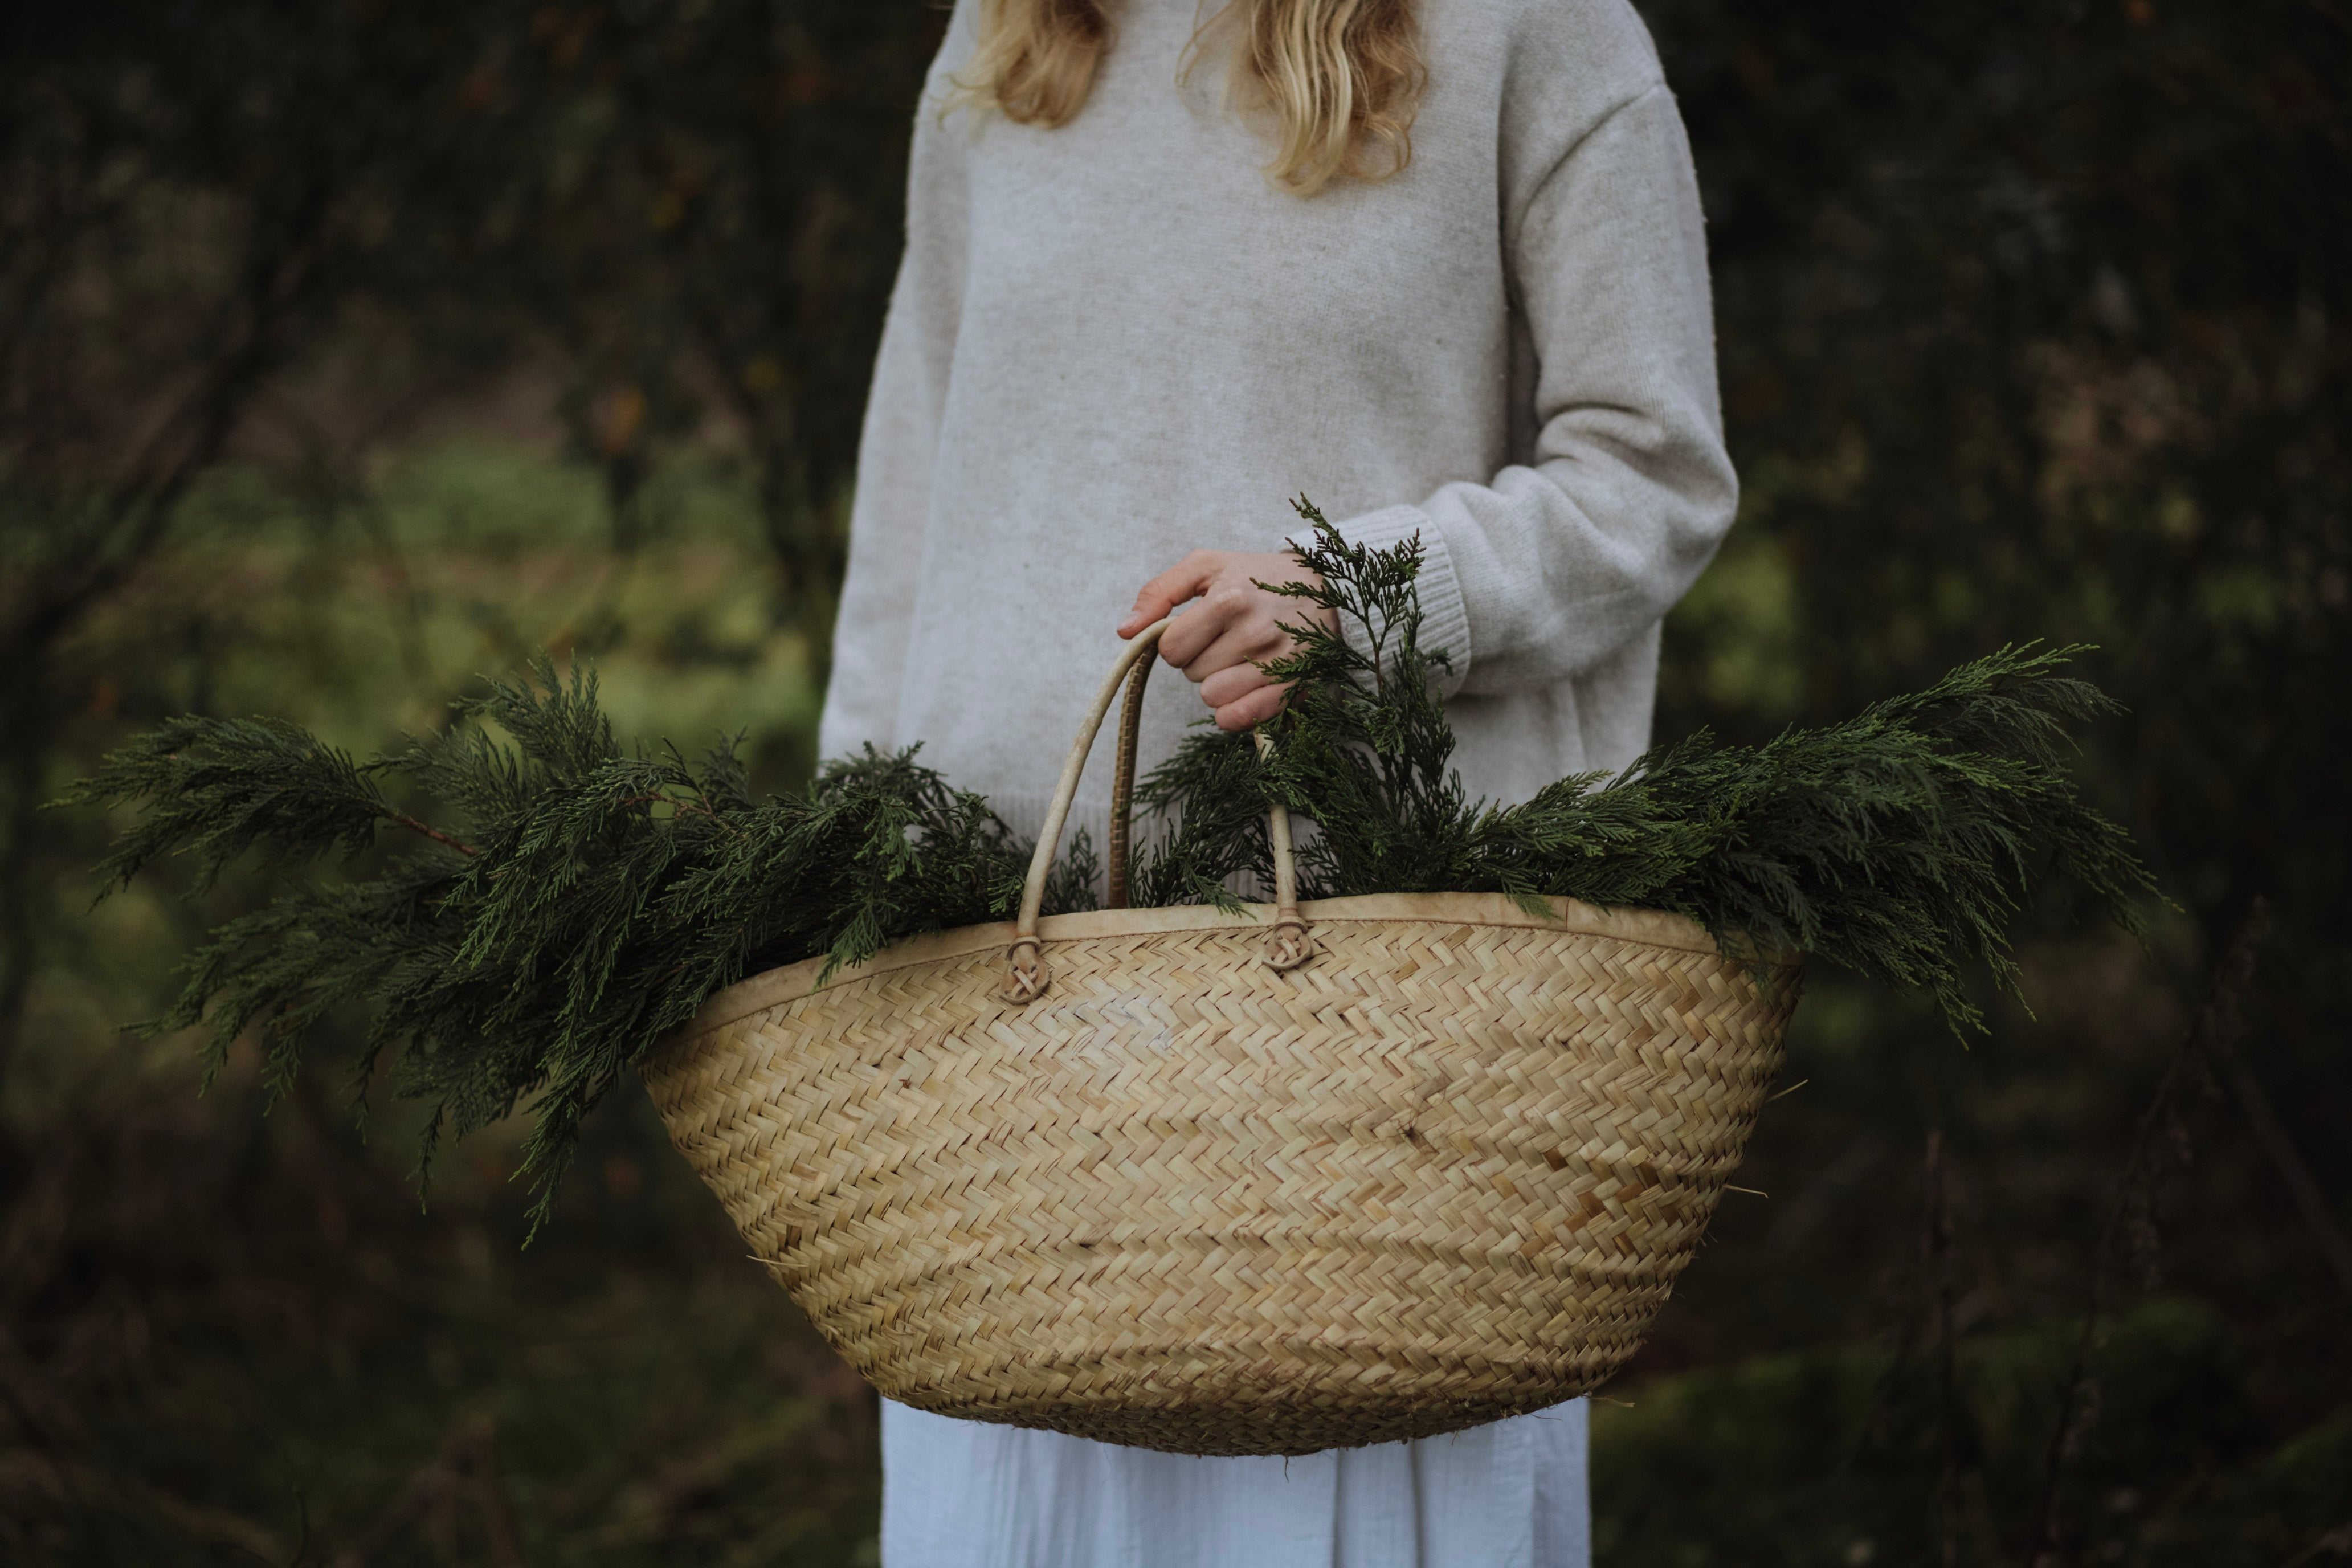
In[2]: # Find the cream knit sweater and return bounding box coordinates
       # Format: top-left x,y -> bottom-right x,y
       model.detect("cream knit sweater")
820,0 -> 1734,861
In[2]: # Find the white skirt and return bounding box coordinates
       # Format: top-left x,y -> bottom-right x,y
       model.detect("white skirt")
879,1399 -> 1590,1568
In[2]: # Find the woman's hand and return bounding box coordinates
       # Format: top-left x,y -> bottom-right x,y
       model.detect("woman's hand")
1118,550 -> 1339,732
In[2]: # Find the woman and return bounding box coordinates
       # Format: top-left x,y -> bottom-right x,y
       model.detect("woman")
819,1 -> 1736,1562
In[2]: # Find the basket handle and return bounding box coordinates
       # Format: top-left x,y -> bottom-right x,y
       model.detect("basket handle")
1002,621 -> 1316,1004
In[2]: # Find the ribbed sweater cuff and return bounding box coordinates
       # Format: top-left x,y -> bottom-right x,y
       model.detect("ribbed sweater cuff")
1296,503 -> 1473,697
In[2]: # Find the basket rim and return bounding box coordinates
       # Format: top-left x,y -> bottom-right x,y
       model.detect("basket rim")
675,890 -> 1786,1044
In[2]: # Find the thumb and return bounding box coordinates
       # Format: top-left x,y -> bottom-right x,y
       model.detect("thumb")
1118,556 -> 1216,638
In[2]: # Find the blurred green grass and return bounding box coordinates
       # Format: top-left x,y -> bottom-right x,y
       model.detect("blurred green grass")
99,441 -> 821,748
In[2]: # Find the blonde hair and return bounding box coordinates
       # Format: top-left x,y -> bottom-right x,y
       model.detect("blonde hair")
952,0 -> 1424,196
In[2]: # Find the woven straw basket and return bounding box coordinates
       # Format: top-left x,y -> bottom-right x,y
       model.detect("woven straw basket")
644,622 -> 1803,1457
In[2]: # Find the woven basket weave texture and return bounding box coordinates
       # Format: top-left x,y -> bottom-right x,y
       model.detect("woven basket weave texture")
645,892 -> 1798,1457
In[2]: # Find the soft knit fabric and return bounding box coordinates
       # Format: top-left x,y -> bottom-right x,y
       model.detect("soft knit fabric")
820,0 -> 1736,839
820,1 -> 1733,1563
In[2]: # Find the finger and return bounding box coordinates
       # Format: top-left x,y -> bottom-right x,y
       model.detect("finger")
1118,552 -> 1221,638
1199,660 -> 1275,710
1156,580 -> 1258,668
1213,682 -> 1292,732
1175,611 -> 1287,687
1152,585 -> 1232,667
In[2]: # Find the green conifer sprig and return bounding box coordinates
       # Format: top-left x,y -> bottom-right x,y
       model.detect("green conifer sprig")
67,715 -> 464,893
65,506 -> 2162,1230
66,656 -> 1049,1234
1132,499 -> 2162,1032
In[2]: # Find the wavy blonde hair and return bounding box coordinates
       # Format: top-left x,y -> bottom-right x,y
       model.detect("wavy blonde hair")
953,0 -> 1424,196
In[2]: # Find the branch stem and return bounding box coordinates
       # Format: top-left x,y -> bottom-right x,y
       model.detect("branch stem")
386,812 -> 476,858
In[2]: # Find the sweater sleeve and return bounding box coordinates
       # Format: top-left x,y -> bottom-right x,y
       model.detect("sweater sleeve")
816,36 -> 973,759
1329,83 -> 1736,699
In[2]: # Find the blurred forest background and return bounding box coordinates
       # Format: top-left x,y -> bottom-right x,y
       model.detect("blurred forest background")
3,1 -> 2346,1563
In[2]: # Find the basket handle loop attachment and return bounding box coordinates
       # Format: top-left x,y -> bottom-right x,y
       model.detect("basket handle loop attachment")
1255,730 -> 1317,973
1001,620 -> 1314,1004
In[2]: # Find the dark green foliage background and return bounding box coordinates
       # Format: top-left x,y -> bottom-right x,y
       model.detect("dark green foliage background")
2,1 -> 2345,1565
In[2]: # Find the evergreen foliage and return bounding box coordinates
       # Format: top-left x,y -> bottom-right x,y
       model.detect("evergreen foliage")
64,659 -> 1044,1233
1140,500 -> 2161,1032
66,506 -> 2158,1226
